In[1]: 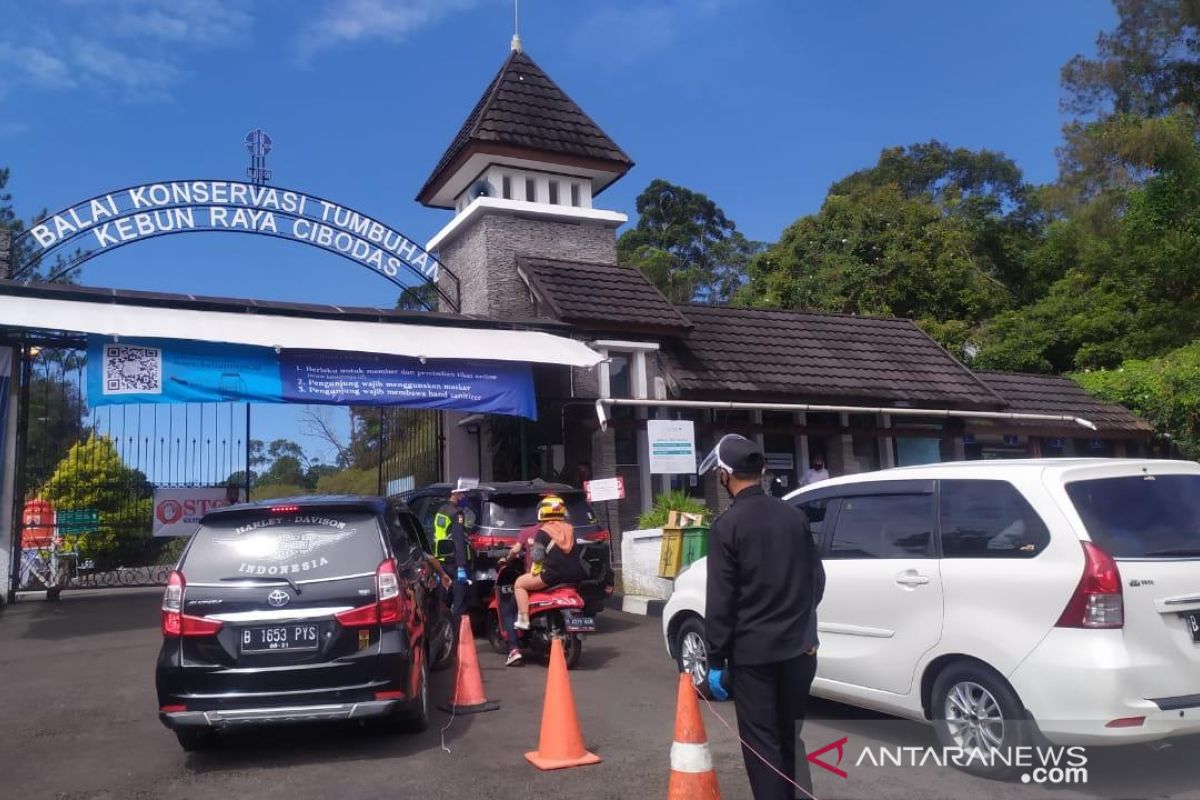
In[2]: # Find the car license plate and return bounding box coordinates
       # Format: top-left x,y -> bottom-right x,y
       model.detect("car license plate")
565,615 -> 595,633
240,624 -> 320,653
1186,613 -> 1200,643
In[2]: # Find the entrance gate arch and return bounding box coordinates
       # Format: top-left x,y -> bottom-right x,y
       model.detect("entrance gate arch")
9,179 -> 459,312
2,180 -> 469,596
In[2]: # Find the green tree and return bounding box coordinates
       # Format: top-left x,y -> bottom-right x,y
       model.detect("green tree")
826,141 -> 1044,301
1073,341 -> 1200,457
396,283 -> 440,312
39,435 -> 153,568
740,183 -> 1011,355
1061,0 -> 1200,120
1053,1 -> 1200,214
1,167 -> 21,239
314,467 -> 379,495
977,126 -> 1200,371
617,179 -> 760,303
251,483 -> 309,501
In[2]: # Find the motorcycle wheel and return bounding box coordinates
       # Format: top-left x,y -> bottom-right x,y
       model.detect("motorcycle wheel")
485,614 -> 509,655
562,633 -> 582,670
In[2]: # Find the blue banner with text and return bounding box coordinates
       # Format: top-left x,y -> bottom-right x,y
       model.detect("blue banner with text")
86,337 -> 537,419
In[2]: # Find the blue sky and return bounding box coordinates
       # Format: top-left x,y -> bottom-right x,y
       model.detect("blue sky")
0,0 -> 1114,464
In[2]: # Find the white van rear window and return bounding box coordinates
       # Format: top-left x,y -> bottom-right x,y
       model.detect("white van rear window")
1065,475 -> 1200,558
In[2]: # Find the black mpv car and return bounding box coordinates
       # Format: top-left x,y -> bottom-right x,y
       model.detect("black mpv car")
156,496 -> 453,751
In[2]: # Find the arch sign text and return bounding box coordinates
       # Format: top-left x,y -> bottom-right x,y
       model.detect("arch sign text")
16,179 -> 458,310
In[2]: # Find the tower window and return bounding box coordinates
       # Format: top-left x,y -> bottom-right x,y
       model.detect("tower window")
525,178 -> 536,202
548,181 -> 559,205
570,183 -> 581,207
502,175 -> 512,199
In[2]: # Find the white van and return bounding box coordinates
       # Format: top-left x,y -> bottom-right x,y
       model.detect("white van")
663,459 -> 1200,756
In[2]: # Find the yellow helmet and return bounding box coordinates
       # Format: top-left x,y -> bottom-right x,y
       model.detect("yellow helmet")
537,494 -> 569,522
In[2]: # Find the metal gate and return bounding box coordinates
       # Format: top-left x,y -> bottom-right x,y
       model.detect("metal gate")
12,345 -> 249,592
378,407 -> 444,496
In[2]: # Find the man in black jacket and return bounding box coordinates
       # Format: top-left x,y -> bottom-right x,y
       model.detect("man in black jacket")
701,434 -> 825,800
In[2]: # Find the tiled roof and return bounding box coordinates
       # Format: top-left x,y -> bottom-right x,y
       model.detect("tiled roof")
418,50 -> 632,205
518,257 -> 692,334
974,371 -> 1153,433
667,305 -> 1004,408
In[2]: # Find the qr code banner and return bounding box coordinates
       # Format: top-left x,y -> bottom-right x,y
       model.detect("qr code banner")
102,344 -> 163,395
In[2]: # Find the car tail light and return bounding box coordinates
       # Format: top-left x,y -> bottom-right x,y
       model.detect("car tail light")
270,505 -> 299,513
161,570 -> 224,637
160,704 -> 187,713
335,603 -> 379,628
377,559 -> 404,624
336,559 -> 406,628
1106,716 -> 1145,728
1056,542 -> 1124,629
469,535 -> 502,550
374,690 -> 405,700
589,530 -> 611,543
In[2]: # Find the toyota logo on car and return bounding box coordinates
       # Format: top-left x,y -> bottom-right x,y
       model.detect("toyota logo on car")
267,590 -> 290,608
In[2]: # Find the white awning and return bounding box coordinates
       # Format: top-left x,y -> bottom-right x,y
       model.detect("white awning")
0,294 -> 604,368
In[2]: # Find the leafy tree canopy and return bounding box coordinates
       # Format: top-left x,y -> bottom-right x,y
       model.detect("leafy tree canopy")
1072,341 -> 1200,458
617,179 -> 760,304
977,126 -> 1200,371
39,435 -> 153,568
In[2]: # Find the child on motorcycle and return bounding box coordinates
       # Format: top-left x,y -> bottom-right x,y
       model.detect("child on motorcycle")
513,495 -> 588,631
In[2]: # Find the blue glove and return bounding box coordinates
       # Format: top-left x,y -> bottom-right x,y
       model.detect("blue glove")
456,567 -> 470,584
708,667 -> 729,701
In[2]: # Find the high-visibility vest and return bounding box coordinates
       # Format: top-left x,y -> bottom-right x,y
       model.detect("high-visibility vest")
432,505 -> 473,564
433,506 -> 455,544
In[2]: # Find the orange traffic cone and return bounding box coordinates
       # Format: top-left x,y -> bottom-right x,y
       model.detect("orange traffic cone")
439,615 -> 500,714
668,673 -> 721,799
525,637 -> 601,770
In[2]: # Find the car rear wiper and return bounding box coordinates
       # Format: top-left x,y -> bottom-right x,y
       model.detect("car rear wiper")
219,575 -> 302,594
1142,548 -> 1200,558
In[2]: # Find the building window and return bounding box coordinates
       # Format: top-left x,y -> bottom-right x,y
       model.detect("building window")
525,178 -> 536,202
548,181 -> 560,205
570,183 -> 581,207
502,175 -> 512,199
608,353 -> 632,399
598,344 -> 655,401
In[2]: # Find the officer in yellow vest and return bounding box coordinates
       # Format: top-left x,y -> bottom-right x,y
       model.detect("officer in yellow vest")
433,490 -> 472,627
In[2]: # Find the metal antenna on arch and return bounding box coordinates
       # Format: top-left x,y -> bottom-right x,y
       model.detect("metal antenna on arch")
245,128 -> 273,186
511,0 -> 522,52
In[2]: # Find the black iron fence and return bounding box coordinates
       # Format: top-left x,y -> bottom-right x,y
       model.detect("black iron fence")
378,408 -> 444,497
14,346 -> 248,592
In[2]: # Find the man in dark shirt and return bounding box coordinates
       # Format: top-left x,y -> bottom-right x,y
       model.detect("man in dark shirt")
700,434 -> 825,800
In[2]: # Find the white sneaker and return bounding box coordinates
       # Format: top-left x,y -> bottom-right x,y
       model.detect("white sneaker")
514,614 -> 530,630
506,649 -> 524,667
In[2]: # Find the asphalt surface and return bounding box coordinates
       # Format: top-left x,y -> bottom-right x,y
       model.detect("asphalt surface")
1,589 -> 1197,800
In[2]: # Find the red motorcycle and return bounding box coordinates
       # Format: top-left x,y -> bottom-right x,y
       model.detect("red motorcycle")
485,558 -> 594,669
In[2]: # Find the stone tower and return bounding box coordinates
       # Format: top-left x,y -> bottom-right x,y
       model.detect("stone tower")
418,43 -> 634,319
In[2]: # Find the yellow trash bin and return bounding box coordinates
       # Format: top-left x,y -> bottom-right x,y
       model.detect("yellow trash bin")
658,527 -> 683,578
658,511 -> 705,579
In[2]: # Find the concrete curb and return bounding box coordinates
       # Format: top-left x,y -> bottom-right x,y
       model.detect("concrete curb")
607,593 -> 665,617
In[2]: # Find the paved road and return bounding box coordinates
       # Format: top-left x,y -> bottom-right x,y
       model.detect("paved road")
1,590 -> 1197,799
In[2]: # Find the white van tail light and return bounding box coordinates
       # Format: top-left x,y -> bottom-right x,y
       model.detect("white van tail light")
1056,542 -> 1124,629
